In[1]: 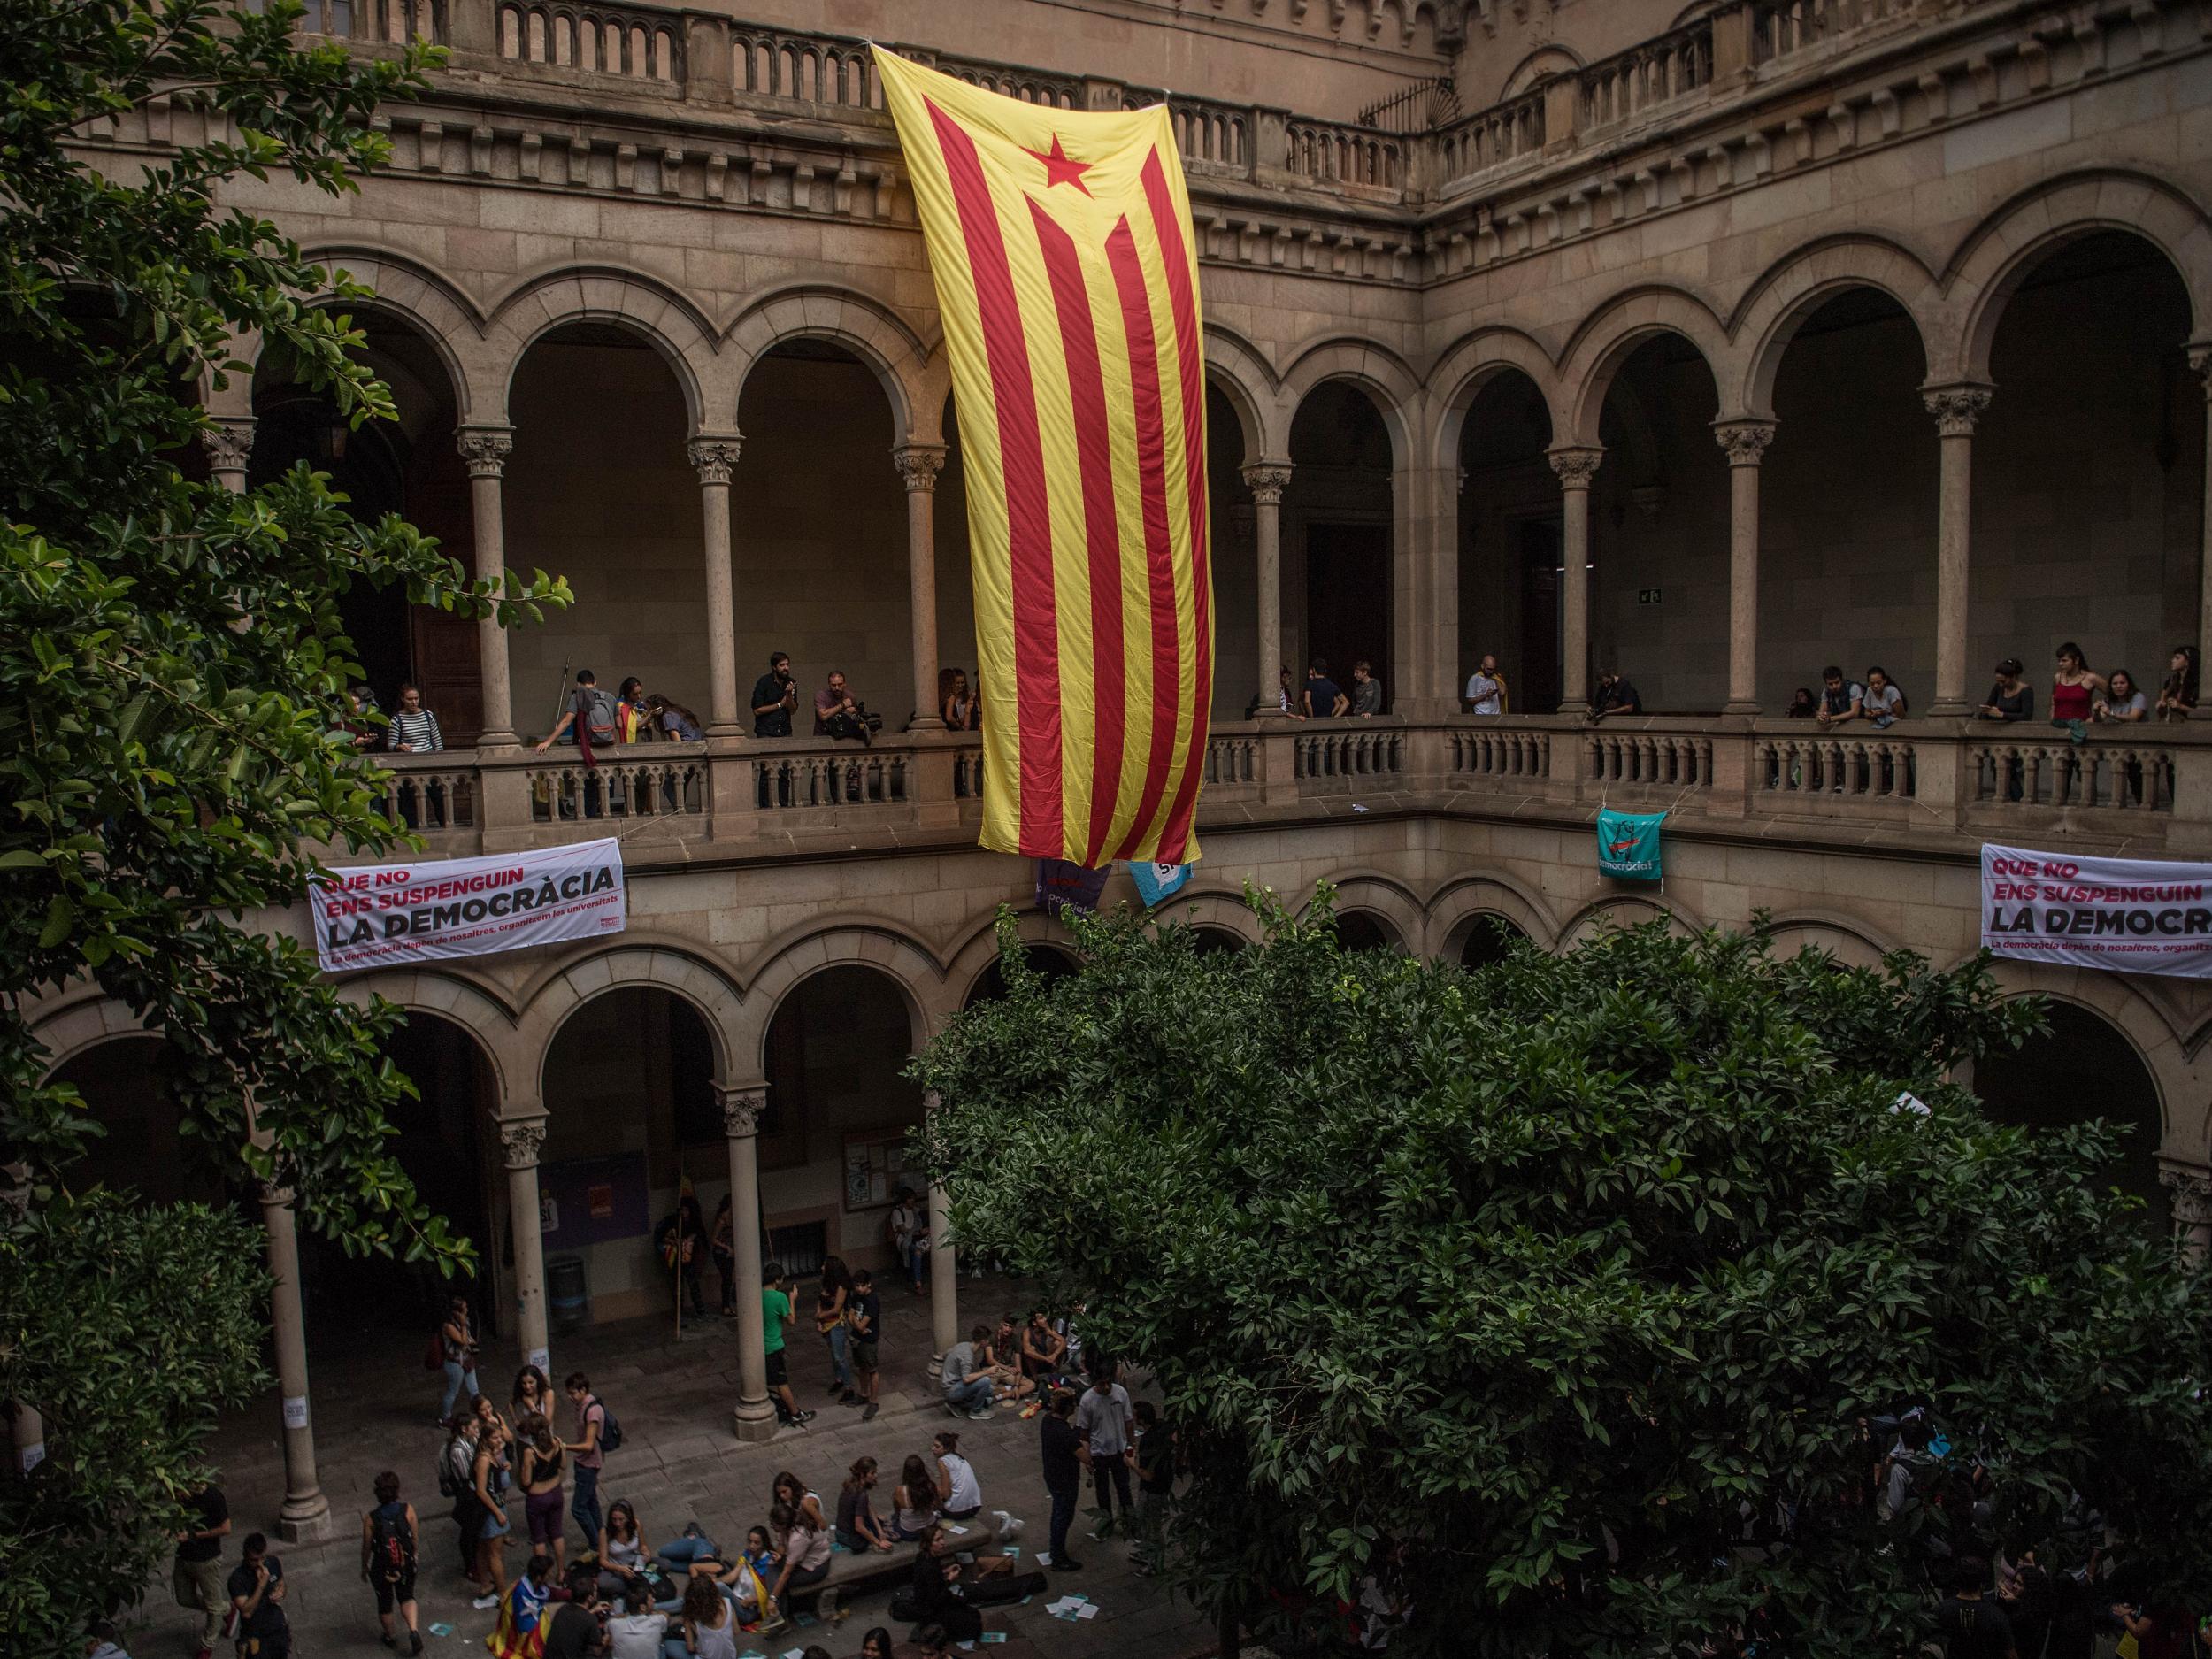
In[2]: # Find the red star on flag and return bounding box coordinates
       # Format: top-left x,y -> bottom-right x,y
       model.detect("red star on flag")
1023,133 -> 1093,196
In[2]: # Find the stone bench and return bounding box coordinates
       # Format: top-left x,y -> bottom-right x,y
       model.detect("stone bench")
801,1512 -> 1009,1621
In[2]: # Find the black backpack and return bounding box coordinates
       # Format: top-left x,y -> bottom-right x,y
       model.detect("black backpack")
436,1439 -> 469,1501
591,1395 -> 624,1454
370,1506 -> 415,1580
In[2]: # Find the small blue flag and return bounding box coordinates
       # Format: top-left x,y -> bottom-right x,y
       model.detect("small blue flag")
1596,809 -> 1664,881
1130,860 -> 1194,908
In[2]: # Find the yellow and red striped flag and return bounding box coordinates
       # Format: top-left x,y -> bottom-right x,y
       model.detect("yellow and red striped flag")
875,47 -> 1212,865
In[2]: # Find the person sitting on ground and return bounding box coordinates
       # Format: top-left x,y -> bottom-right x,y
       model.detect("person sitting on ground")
595,1500 -> 684,1611
941,1325 -> 997,1419
1464,652 -> 1507,716
856,1630 -> 895,1659
486,1551 -> 554,1659
1019,1309 -> 1068,1389
814,669 -> 873,746
668,1572 -> 736,1659
907,1529 -> 985,1645
540,1567 -> 603,1659
835,1457 -> 895,1555
751,652 -> 798,739
890,1454 -> 941,1542
1302,657 -> 1348,718
1589,668 -> 1641,722
973,1326 -> 1035,1404
1816,664 -> 1864,727
1349,660 -> 1383,717
607,1585 -> 668,1659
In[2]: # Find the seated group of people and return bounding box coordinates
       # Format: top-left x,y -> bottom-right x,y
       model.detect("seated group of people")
941,1309 -> 1084,1419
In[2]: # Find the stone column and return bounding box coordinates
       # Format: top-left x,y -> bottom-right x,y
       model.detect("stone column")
501,1117 -> 551,1376
688,436 -> 744,738
2162,1168 -> 2212,1264
259,1179 -> 332,1540
1548,446 -> 1605,713
718,1085 -> 777,1442
457,428 -> 518,746
1921,383 -> 1993,716
2190,345 -> 2212,688
1713,419 -> 1777,714
201,419 -> 254,494
895,444 -> 949,730
924,1091 -> 959,1368
1242,462 -> 1292,716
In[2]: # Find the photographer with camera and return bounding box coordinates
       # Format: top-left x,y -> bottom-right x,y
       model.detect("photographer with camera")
751,651 -> 799,739
814,669 -> 876,747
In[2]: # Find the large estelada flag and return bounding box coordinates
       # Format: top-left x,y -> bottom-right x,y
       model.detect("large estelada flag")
875,47 -> 1212,865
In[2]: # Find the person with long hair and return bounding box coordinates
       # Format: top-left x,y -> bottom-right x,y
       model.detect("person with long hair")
436,1294 -> 479,1426
940,667 -> 978,731
595,1499 -> 684,1611
442,1413 -> 485,1589
2096,667 -> 2147,723
932,1429 -> 985,1521
857,1629 -> 895,1659
2157,644 -> 2199,720
668,1573 -> 736,1659
835,1457 -> 895,1554
641,693 -> 705,743
889,1454 -> 939,1541
769,1471 -> 828,1535
764,1500 -> 832,1617
515,1412 -> 567,1575
471,1420 -> 513,1611
510,1365 -> 554,1428
484,1551 -> 553,1659
815,1256 -> 856,1405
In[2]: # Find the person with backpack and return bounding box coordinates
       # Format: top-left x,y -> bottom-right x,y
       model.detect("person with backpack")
536,669 -> 625,817
441,1416 -> 486,1589
562,1371 -> 619,1554
361,1471 -> 423,1655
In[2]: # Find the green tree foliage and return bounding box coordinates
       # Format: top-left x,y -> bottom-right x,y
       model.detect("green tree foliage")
0,4 -> 566,1643
914,892 -> 2212,1657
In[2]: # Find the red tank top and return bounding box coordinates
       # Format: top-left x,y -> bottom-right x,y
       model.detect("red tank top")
2051,680 -> 2093,721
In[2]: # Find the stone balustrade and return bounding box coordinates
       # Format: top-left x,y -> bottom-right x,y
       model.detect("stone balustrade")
361,717 -> 2212,869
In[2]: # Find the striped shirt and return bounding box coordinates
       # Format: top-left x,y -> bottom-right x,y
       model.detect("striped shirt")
387,708 -> 444,752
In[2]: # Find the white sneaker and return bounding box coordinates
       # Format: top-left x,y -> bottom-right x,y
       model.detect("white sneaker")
472,1594 -> 499,1610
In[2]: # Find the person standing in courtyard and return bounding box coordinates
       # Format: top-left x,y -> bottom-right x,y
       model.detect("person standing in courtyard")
887,1187 -> 926,1295
443,1415 -> 485,1588
227,1532 -> 289,1659
361,1470 -> 424,1655
438,1294 -> 480,1427
1076,1361 -> 1136,1541
1132,1400 -> 1176,1577
563,1372 -> 609,1555
760,1262 -> 815,1428
472,1420 -> 513,1612
518,1413 -> 569,1576
1038,1387 -> 1084,1573
816,1254 -> 856,1404
848,1267 -> 882,1420
173,1478 -> 229,1659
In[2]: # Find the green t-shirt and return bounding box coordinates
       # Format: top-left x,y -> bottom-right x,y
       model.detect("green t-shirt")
762,1286 -> 791,1356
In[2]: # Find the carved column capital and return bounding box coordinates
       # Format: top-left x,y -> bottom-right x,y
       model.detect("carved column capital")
499,1116 -> 547,1170
2161,1166 -> 2212,1228
1547,444 -> 1604,490
1920,382 -> 1993,438
892,443 -> 948,492
717,1085 -> 766,1140
687,434 -> 742,485
1712,419 -> 1777,466
456,427 -> 514,477
201,418 -> 255,473
1240,461 -> 1293,505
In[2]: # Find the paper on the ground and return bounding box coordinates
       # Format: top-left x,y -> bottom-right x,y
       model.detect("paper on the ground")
1034,1552 -> 1051,1565
427,1625 -> 454,1638
946,1522 -> 970,1534
1002,1546 -> 1020,1557
982,1637 -> 1008,1645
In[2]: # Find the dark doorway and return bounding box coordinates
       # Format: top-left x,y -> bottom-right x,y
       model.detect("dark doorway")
964,943 -> 1081,1009
1305,521 -> 1392,702
299,1013 -> 495,1342
1335,911 -> 1401,954
1517,518 -> 1563,712
1459,915 -> 1527,969
1973,1002 -> 2166,1233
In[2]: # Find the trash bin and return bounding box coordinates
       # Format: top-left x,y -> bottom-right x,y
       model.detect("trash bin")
547,1255 -> 589,1333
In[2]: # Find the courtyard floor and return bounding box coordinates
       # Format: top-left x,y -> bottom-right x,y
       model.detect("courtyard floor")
128,1272 -> 1214,1659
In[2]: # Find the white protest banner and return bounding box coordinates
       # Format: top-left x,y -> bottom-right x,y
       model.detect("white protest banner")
314,839 -> 626,973
1981,842 -> 2212,979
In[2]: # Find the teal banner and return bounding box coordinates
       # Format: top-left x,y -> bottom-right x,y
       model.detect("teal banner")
1597,809 -> 1665,882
